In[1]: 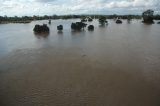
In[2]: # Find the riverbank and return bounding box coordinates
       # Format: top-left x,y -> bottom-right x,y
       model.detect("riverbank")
0,20 -> 32,24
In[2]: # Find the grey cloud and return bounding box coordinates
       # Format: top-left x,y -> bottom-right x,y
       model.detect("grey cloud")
35,0 -> 57,2
0,0 -> 159,16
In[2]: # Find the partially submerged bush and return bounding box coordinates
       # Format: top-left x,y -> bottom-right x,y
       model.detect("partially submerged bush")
99,16 -> 108,25
81,18 -> 87,22
88,18 -> 93,22
116,19 -> 122,24
142,9 -> 154,24
157,22 -> 160,24
33,24 -> 49,33
88,25 -> 94,30
57,25 -> 63,31
48,20 -> 51,24
71,22 -> 87,30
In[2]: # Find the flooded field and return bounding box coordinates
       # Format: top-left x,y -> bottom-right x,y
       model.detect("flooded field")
0,19 -> 160,106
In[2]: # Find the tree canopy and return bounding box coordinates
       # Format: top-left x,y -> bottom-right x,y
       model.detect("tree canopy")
142,9 -> 154,16
142,9 -> 154,23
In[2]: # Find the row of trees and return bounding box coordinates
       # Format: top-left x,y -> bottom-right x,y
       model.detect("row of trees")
0,16 -> 33,22
0,13 -> 160,23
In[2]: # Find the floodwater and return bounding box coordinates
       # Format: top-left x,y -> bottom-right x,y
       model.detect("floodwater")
0,19 -> 160,106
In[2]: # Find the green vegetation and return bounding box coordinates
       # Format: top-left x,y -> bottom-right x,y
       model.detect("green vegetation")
88,17 -> 93,22
142,9 -> 154,23
57,25 -> 63,31
0,16 -> 33,24
116,19 -> 122,24
71,22 -> 87,30
0,13 -> 160,24
81,18 -> 87,22
33,24 -> 49,33
48,19 -> 51,24
88,25 -> 94,31
99,16 -> 107,23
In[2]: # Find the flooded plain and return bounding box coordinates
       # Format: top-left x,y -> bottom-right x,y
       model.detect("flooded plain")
0,19 -> 160,106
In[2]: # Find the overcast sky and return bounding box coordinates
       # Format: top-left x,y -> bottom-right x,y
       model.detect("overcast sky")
0,0 -> 159,16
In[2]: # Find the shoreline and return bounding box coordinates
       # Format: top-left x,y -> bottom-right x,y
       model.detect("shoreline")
0,20 -> 32,24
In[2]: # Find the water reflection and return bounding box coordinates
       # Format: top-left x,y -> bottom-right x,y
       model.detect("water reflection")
57,30 -> 63,35
34,32 -> 49,39
143,22 -> 155,25
71,30 -> 86,36
88,29 -> 94,32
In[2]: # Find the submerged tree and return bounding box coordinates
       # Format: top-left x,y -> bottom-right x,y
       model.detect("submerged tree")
88,25 -> 94,31
81,17 -> 87,22
98,16 -> 108,25
87,17 -> 93,22
116,19 -> 122,24
71,22 -> 87,30
33,24 -> 49,33
57,25 -> 63,31
48,20 -> 51,24
142,9 -> 154,23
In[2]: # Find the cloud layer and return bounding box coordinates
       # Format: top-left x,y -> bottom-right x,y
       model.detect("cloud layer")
0,0 -> 159,16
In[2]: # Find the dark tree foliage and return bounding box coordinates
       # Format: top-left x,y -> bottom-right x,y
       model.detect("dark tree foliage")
33,24 -> 49,33
88,25 -> 94,31
88,18 -> 93,22
48,20 -> 51,24
81,19 -> 87,22
57,25 -> 63,31
0,15 -> 33,23
142,9 -> 154,23
98,16 -> 108,25
71,22 -> 87,30
116,19 -> 122,24
154,15 -> 160,20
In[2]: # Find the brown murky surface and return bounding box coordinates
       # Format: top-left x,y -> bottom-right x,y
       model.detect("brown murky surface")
0,19 -> 160,106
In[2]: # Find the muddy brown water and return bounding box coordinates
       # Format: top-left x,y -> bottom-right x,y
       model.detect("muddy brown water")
0,19 -> 160,106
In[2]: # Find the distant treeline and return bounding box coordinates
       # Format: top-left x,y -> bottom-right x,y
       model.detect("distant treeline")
0,14 -> 160,23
